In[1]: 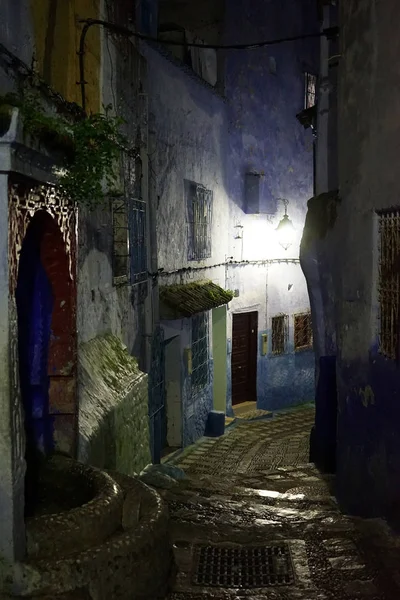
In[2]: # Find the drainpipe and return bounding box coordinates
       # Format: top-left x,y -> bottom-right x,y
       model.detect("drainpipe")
315,5 -> 331,197
140,95 -> 154,373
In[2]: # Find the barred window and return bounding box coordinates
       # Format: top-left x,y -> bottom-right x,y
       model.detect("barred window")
378,210 -> 400,359
188,184 -> 212,261
191,312 -> 209,390
294,312 -> 313,351
271,314 -> 288,355
304,72 -> 317,109
112,199 -> 130,283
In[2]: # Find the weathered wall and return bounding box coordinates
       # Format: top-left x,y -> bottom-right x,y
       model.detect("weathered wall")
300,190 -> 339,472
224,0 -> 318,411
142,43 -> 230,273
30,0 -> 100,113
0,1 -> 32,558
142,0 -> 319,447
77,333 -> 151,474
142,42 -> 226,443
2,0 -> 152,468
300,2 -> 339,474
332,0 -> 400,521
263,262 -> 314,409
162,317 -> 213,447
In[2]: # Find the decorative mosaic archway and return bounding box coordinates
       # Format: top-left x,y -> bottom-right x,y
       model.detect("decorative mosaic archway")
8,180 -> 78,487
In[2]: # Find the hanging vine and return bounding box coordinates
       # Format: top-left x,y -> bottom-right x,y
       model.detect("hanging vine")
0,87 -> 138,208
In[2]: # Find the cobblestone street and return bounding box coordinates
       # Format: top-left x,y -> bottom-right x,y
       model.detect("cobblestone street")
143,406 -> 400,599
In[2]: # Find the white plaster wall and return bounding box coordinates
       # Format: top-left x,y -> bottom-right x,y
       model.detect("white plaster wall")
77,7 -> 140,355
268,263 -> 310,330
143,45 -> 229,276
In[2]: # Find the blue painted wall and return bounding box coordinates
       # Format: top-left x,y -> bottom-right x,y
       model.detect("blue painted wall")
223,0 -> 318,412
162,317 -> 214,446
181,319 -> 214,446
304,0 -> 400,524
333,0 -> 400,522
300,1 -> 339,474
143,0 -> 318,446
223,0 -> 319,214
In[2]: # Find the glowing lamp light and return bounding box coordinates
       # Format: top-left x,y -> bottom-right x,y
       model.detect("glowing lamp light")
276,199 -> 295,251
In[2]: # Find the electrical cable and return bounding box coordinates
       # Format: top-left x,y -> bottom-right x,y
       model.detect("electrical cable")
78,18 -> 338,112
149,258 -> 300,280
79,18 -> 338,51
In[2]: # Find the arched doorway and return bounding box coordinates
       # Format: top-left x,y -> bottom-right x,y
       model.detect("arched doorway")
16,210 -> 77,515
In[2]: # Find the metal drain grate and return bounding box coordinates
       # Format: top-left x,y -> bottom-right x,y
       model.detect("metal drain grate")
192,543 -> 295,588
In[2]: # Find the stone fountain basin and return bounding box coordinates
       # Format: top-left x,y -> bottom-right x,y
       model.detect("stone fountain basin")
5,456 -> 173,599
26,455 -> 124,561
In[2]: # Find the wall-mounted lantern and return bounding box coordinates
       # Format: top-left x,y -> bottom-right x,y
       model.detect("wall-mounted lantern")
276,198 -> 295,251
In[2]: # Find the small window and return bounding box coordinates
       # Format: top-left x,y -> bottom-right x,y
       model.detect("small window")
271,314 -> 288,355
378,210 -> 400,359
294,312 -> 313,351
191,312 -> 209,390
188,183 -> 213,261
112,198 -> 130,284
304,72 -> 317,109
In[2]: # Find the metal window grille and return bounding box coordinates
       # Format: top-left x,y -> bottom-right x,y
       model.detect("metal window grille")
294,312 -> 313,350
271,315 -> 289,355
378,210 -> 400,359
112,198 -> 130,283
188,184 -> 212,261
131,198 -> 147,284
305,72 -> 317,109
192,312 -> 209,390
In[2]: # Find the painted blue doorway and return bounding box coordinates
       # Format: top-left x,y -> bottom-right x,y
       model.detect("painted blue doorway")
16,212 -> 55,514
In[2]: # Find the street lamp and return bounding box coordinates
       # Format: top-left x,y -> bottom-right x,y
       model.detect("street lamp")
276,198 -> 295,251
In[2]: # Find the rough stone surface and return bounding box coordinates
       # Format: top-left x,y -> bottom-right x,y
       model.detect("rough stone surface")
26,456 -> 123,560
77,333 -> 151,476
152,407 -> 400,599
170,405 -> 315,476
2,461 -> 173,599
301,0 -> 400,522
143,0 -> 319,444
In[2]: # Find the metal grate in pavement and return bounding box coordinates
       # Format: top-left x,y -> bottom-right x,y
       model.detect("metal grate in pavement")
192,543 -> 295,588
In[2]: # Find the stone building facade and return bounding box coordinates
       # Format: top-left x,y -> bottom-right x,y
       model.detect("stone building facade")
0,0 -> 152,562
143,0 -> 319,452
0,0 -> 319,566
302,0 -> 400,525
333,0 -> 400,522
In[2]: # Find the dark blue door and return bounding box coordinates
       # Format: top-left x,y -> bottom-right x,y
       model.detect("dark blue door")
16,216 -> 55,460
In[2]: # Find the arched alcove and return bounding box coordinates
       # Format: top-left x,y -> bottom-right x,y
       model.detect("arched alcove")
16,210 -> 77,515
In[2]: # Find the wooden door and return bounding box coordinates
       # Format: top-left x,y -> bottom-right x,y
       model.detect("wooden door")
231,312 -> 258,405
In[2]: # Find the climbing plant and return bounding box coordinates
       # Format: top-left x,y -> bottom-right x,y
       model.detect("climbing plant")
0,87 -> 137,208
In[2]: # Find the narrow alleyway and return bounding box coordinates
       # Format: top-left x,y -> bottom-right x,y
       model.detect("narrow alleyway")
144,405 -> 400,599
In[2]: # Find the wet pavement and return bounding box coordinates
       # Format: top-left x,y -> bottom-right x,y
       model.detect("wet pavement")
144,405 -> 400,599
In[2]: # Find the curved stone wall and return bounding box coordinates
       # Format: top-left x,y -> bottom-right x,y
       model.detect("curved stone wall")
3,458 -> 173,599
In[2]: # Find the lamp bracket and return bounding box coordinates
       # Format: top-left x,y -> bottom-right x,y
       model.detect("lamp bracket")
278,197 -> 289,215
